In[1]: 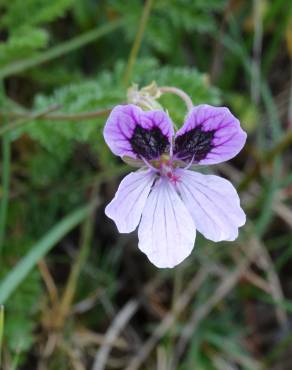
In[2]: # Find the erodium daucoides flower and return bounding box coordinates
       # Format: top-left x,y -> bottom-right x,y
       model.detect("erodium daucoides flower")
103,103 -> 247,268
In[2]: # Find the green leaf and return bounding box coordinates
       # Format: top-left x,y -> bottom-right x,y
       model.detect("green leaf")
2,0 -> 74,29
110,0 -> 226,55
0,20 -> 124,78
0,28 -> 49,67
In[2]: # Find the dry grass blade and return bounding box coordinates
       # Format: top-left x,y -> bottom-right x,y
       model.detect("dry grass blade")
170,237 -> 262,370
241,267 -> 271,293
219,163 -> 292,229
91,299 -> 139,370
38,259 -> 59,306
273,201 -> 292,229
59,340 -> 86,370
211,354 -> 237,370
157,346 -> 168,370
73,327 -> 127,350
254,239 -> 288,326
124,268 -> 209,370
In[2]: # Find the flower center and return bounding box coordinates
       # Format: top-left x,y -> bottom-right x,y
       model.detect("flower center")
158,154 -> 180,184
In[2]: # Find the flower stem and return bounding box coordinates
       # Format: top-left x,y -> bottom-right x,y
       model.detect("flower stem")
160,86 -> 193,111
123,0 -> 154,87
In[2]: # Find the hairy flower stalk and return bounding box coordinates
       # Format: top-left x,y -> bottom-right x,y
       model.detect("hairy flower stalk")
103,88 -> 247,268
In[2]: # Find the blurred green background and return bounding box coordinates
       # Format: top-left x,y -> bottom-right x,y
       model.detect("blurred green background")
0,0 -> 291,369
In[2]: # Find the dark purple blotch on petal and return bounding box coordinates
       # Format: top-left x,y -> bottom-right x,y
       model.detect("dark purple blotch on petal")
174,125 -> 215,162
130,125 -> 170,160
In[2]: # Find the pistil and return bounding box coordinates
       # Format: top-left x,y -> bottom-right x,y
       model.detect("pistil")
159,154 -> 180,184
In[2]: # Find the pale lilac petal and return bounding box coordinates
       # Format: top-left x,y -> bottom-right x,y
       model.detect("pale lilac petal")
105,170 -> 156,233
103,104 -> 174,160
174,104 -> 247,165
138,178 -> 196,268
176,169 -> 246,242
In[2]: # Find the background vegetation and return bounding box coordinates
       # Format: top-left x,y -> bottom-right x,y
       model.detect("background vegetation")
0,0 -> 291,369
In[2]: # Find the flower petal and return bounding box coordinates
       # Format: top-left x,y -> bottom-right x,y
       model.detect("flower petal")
138,178 -> 196,268
105,170 -> 156,233
103,104 -> 174,160
176,169 -> 246,242
174,105 -> 247,165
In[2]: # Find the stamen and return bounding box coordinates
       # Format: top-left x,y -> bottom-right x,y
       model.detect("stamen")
184,155 -> 195,170
169,137 -> 174,158
141,157 -> 159,172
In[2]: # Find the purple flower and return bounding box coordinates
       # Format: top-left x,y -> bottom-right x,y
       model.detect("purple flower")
103,104 -> 247,268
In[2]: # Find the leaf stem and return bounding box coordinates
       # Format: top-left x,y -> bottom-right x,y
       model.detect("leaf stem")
0,106 -> 112,125
0,104 -> 62,136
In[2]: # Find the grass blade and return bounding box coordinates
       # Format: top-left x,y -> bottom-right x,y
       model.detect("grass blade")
0,202 -> 96,303
0,305 -> 3,368
0,133 -> 10,251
